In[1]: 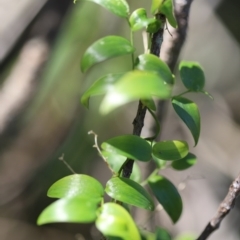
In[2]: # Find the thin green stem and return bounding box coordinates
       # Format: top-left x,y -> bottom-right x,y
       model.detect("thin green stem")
141,168 -> 159,186
174,89 -> 191,97
145,107 -> 160,141
130,30 -> 135,69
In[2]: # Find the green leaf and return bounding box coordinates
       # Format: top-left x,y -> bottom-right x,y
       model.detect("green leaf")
152,140 -> 189,161
102,151 -> 141,182
159,0 -> 177,28
155,227 -> 172,240
151,0 -> 164,14
86,0 -> 129,18
96,203 -> 141,240
172,96 -> 200,146
171,153 -> 197,170
106,177 -> 154,210
47,174 -> 104,199
174,233 -> 196,240
179,61 -> 205,92
81,73 -> 124,108
141,98 -> 156,111
101,135 -> 152,162
81,36 -> 134,72
129,8 -> 158,32
135,54 -> 174,84
100,70 -> 172,114
152,154 -> 167,169
148,175 -> 182,223
37,197 -> 100,225
146,20 -> 161,33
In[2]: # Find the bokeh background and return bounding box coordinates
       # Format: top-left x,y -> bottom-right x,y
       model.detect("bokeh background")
0,0 -> 240,239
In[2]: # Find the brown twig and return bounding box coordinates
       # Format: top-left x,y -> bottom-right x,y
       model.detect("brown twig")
122,14 -> 166,178
196,173 -> 240,240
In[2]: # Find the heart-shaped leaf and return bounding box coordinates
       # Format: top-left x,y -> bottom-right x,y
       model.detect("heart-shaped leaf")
37,197 -> 100,225
106,177 -> 154,210
135,54 -> 174,84
47,174 -> 104,199
86,0 -> 129,18
101,135 -> 152,162
179,61 -> 205,92
129,8 -> 159,32
152,140 -> 189,161
96,203 -> 141,240
81,73 -> 124,108
171,153 -> 197,170
172,96 -> 200,146
159,0 -> 177,28
148,175 -> 182,223
81,36 -> 134,72
102,151 -> 141,182
100,70 -> 172,114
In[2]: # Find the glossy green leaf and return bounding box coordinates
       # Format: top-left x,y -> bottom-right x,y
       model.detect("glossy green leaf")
172,96 -> 200,146
155,227 -> 172,240
159,0 -> 177,28
148,175 -> 182,223
102,151 -> 141,182
101,135 -> 152,162
151,0 -> 164,14
100,70 -> 172,114
171,153 -> 197,170
81,36 -> 134,72
37,197 -> 100,225
96,203 -> 141,240
86,0 -> 129,18
129,8 -> 158,32
179,61 -> 205,91
47,174 -> 104,199
135,54 -> 174,84
106,177 -> 154,210
152,140 -> 189,161
141,98 -> 156,111
146,20 -> 161,33
81,73 -> 124,108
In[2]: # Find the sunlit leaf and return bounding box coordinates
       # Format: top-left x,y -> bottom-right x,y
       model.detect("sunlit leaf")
135,54 -> 174,84
148,175 -> 182,223
159,0 -> 177,28
37,197 -> 100,225
102,151 -> 141,182
151,0 -> 164,14
129,8 -> 158,32
179,61 -> 205,92
81,36 -> 134,72
81,73 -> 124,108
47,174 -> 104,199
100,70 -> 172,114
86,0 -> 129,18
106,177 -> 154,210
172,96 -> 200,146
96,203 -> 141,240
101,135 -> 152,162
171,153 -> 197,170
152,140 -> 189,161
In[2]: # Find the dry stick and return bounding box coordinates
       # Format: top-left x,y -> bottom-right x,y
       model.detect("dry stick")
122,14 -> 166,178
196,173 -> 240,240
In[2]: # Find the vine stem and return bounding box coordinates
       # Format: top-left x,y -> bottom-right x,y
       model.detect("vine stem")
58,153 -> 76,174
88,130 -> 115,174
122,13 -> 166,178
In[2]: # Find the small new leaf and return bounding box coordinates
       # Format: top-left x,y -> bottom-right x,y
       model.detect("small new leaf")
172,96 -> 200,146
159,0 -> 177,28
148,175 -> 182,223
179,61 -> 205,92
86,0 -> 129,18
81,36 -> 134,72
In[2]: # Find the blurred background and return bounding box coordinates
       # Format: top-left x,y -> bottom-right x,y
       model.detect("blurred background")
0,0 -> 239,239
